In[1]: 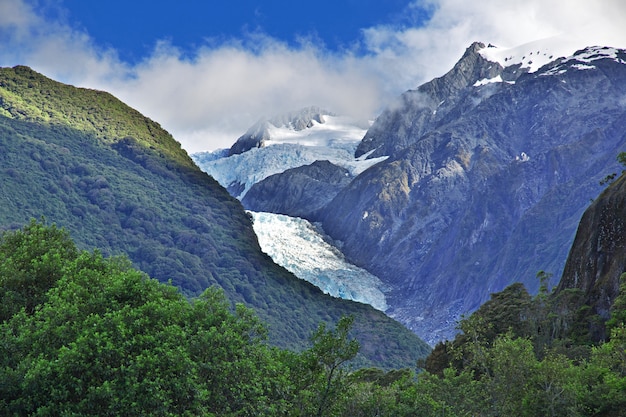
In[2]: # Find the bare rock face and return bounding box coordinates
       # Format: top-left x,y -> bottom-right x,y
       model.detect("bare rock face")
242,160 -> 352,219
355,42 -> 506,159
319,45 -> 626,343
556,173 -> 626,339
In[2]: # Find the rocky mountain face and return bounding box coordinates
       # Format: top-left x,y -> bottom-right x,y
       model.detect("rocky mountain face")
355,42 -> 503,159
556,172 -> 626,340
242,160 -> 352,218
317,44 -> 626,343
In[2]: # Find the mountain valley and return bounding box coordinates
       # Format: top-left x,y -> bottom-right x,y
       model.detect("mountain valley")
3,40 -> 626,416
0,65 -> 430,368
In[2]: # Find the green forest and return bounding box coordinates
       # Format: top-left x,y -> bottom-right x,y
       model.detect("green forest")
1,220 -> 625,416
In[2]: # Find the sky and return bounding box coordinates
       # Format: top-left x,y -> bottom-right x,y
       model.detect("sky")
1,0 -> 625,153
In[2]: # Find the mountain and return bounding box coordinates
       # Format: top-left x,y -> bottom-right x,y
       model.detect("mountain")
192,110 -> 384,199
192,109 -> 390,311
195,42 -> 626,345
0,65 -> 431,368
556,170 -> 626,340
242,160 -> 353,218
228,106 -> 331,155
319,43 -> 626,343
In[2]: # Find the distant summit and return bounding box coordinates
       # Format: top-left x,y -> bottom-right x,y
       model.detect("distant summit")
228,106 -> 333,155
196,41 -> 626,345
193,111 -> 378,199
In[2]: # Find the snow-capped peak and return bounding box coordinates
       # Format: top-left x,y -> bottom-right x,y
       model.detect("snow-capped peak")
263,115 -> 369,148
477,36 -> 597,74
562,45 -> 626,65
192,111 -> 385,199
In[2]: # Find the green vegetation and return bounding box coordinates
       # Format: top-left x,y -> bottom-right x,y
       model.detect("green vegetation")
3,221 -> 625,416
3,65 -> 624,415
0,221 -> 354,415
416,273 -> 626,416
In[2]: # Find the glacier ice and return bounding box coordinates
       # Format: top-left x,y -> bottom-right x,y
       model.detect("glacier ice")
250,211 -> 388,312
191,113 -> 390,312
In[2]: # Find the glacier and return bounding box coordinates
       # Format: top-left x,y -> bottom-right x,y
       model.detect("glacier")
250,211 -> 389,311
192,115 -> 387,199
191,111 -> 390,312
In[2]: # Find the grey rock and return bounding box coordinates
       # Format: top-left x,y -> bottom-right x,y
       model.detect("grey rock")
242,160 -> 352,219
320,45 -> 626,343
355,42 -> 509,159
556,173 -> 626,340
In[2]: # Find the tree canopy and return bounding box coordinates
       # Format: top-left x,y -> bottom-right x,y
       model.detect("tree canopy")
2,221 -> 626,416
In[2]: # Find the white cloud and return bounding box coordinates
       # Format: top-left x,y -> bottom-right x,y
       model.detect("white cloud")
1,0 -> 625,152
362,0 -> 626,91
109,38 -> 383,152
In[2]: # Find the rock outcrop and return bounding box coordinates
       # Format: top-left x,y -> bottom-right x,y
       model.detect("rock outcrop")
556,173 -> 626,339
242,160 -> 352,219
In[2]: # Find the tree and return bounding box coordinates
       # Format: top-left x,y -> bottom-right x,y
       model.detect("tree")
0,222 -> 289,416
606,273 -> 626,334
286,315 -> 360,417
487,333 -> 538,415
0,219 -> 78,321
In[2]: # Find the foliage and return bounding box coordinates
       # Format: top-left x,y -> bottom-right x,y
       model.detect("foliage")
1,209 -> 626,416
0,223 -> 289,416
0,219 -> 77,321
3,65 -> 624,416
273,316 -> 361,417
415,270 -> 626,417
0,226 -> 405,416
606,273 -> 626,333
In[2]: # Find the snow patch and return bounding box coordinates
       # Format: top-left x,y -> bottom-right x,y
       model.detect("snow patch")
478,37 -> 615,74
571,63 -> 596,71
473,75 -> 503,86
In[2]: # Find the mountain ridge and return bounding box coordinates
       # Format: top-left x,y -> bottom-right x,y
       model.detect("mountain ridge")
193,42 -> 626,344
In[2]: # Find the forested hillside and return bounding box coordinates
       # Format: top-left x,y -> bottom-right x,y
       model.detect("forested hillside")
0,65 -> 430,368
2,220 -> 625,416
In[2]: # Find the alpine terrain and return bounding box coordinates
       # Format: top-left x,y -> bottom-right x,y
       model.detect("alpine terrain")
198,41 -> 626,344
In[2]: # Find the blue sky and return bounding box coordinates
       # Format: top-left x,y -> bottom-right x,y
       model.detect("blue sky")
1,0 -> 625,152
55,0 -> 429,62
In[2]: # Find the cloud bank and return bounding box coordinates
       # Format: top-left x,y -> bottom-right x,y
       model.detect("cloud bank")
1,0 -> 625,152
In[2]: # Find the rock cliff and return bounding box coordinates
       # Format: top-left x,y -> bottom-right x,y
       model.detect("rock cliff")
242,160 -> 352,218
556,172 -> 626,340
